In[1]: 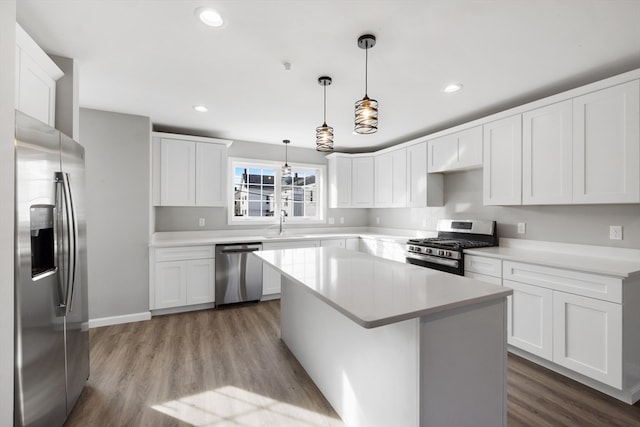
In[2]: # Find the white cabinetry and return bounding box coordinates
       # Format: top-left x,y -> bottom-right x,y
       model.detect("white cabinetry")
327,155 -> 352,208
553,291 -> 622,388
375,148 -> 407,207
522,101 -> 573,204
483,115 -> 522,205
464,255 -> 501,285
428,126 -> 483,173
320,238 -> 345,248
151,246 -> 215,310
572,80 -> 640,204
15,23 -> 63,126
502,260 -> 624,389
351,156 -> 374,207
152,132 -> 230,207
262,240 -> 319,296
504,279 -> 553,360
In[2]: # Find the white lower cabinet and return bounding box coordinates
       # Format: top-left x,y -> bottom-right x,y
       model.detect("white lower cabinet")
151,246 -> 215,310
552,291 -> 622,388
320,238 -> 345,248
262,240 -> 319,297
501,260 -> 627,391
359,238 -> 405,262
504,279 -> 553,360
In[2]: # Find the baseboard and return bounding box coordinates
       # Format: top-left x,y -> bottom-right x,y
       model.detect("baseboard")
88,311 -> 152,328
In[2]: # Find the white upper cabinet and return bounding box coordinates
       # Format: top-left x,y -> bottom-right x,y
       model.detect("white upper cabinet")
522,100 -> 573,204
572,80 -> 640,204
152,132 -> 231,207
327,155 -> 352,208
407,141 -> 443,207
428,126 -> 483,173
15,23 -> 63,127
375,148 -> 407,208
374,151 -> 393,207
351,156 -> 375,207
483,115 -> 523,205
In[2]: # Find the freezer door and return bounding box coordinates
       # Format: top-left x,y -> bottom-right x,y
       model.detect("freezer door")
60,133 -> 90,413
14,112 -> 67,427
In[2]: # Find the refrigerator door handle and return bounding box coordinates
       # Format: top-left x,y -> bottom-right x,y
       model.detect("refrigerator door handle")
55,172 -> 78,314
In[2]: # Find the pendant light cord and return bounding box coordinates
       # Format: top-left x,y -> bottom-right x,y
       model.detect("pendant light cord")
323,83 -> 327,124
364,41 -> 369,97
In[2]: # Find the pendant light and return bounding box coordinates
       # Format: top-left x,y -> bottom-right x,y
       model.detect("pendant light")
282,139 -> 291,177
354,34 -> 378,134
316,76 -> 334,152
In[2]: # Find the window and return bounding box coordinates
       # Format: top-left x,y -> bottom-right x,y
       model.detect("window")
229,158 -> 325,224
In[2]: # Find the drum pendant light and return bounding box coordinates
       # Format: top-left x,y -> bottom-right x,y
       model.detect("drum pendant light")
354,34 -> 378,134
282,139 -> 291,177
316,76 -> 334,152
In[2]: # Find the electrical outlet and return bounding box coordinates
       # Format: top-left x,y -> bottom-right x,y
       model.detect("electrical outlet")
376,217 -> 380,225
517,222 -> 526,234
198,218 -> 205,227
339,217 -> 344,224
328,217 -> 335,225
609,225 -> 623,240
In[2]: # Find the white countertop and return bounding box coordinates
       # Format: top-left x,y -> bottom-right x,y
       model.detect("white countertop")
149,228 -> 425,247
257,247 -> 512,329
465,239 -> 640,278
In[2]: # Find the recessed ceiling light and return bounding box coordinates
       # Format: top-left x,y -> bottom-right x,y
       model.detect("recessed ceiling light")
193,105 -> 208,113
443,83 -> 463,93
195,7 -> 224,27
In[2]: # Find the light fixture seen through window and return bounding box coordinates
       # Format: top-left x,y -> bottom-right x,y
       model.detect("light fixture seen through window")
354,34 -> 378,134
316,76 -> 334,152
282,139 -> 291,177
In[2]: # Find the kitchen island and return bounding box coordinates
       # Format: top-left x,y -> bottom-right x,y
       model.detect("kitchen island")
257,247 -> 512,427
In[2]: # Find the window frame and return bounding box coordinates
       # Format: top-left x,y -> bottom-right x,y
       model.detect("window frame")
227,157 -> 326,225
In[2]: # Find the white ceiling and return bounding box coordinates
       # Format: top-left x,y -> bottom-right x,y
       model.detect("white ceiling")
17,0 -> 640,152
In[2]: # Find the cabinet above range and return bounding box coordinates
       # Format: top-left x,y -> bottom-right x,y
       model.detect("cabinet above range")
151,132 -> 233,207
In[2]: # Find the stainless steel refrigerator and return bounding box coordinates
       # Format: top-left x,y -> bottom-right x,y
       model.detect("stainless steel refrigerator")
14,111 -> 89,427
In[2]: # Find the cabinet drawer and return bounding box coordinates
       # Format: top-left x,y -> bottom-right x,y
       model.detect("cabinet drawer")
465,255 -> 502,278
465,271 -> 501,286
503,261 -> 621,303
155,245 -> 215,262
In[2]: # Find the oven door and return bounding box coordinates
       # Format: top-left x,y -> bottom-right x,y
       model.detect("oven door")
405,251 -> 463,275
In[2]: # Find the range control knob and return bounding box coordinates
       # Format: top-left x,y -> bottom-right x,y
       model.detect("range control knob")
438,250 -> 445,256
424,248 -> 432,254
444,251 -> 452,257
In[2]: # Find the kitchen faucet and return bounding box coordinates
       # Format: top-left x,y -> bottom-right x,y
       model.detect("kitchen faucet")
279,209 -> 286,235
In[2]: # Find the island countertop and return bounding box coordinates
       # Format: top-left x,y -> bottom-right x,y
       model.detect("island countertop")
257,246 -> 512,328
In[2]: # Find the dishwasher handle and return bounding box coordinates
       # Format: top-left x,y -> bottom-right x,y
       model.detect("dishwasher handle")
219,247 -> 261,254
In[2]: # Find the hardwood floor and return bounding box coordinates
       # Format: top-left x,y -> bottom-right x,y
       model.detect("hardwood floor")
65,300 -> 640,426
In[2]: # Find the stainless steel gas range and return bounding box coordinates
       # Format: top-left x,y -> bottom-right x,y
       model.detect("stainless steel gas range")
406,219 -> 497,275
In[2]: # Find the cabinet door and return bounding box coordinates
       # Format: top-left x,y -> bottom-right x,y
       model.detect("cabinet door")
186,258 -> 215,305
503,279 -> 553,360
328,156 -> 352,208
428,134 -> 458,172
523,101 -> 573,204
573,80 -> 640,203
160,138 -> 196,206
391,148 -> 407,207
345,238 -> 360,251
483,115 -> 522,205
263,263 -> 282,296
320,239 -> 346,248
154,261 -> 187,309
351,157 -> 374,207
196,143 -> 226,206
553,291 -> 622,388
456,126 -> 483,170
407,142 -> 427,207
15,47 -> 57,126
374,152 -> 393,207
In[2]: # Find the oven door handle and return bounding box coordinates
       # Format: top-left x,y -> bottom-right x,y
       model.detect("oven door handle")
405,252 -> 459,268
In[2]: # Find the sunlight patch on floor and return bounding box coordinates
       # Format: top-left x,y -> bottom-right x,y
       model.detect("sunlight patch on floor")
151,385 -> 342,427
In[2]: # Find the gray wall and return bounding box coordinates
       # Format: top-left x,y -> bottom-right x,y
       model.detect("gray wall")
80,108 -> 151,319
0,1 -> 16,422
370,169 -> 640,249
154,139 -> 369,231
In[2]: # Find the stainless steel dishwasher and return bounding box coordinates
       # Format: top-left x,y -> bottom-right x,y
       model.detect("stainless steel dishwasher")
215,243 -> 263,306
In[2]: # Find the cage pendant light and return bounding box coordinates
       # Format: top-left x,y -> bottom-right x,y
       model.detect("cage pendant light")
282,139 -> 291,177
316,76 -> 334,152
354,34 -> 378,134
